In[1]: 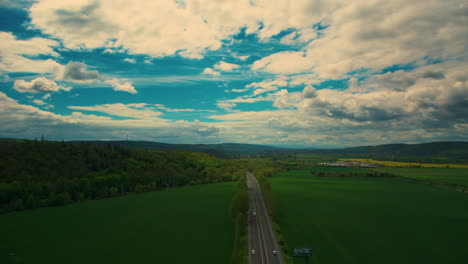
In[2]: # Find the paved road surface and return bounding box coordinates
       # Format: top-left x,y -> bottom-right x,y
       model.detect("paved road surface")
247,172 -> 283,264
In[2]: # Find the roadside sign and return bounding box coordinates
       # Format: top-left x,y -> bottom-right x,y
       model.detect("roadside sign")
293,247 -> 312,257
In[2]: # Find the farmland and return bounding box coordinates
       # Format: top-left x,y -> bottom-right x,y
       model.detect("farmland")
339,158 -> 468,168
269,169 -> 468,264
378,167 -> 468,187
0,182 -> 236,264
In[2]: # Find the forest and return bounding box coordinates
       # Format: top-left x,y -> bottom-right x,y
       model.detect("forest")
0,140 -> 247,213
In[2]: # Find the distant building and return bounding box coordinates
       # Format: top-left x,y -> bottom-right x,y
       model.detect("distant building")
319,161 -> 384,168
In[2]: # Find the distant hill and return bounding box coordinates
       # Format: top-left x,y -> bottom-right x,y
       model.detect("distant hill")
299,141 -> 468,163
302,141 -> 467,156
69,140 -> 284,157
1,138 -> 467,163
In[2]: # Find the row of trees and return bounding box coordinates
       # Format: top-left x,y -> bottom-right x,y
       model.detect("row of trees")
0,140 -> 245,213
313,171 -> 396,177
229,174 -> 249,264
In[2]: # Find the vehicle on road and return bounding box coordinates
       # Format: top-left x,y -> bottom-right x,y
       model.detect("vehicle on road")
253,211 -> 256,216
251,249 -> 256,255
273,250 -> 277,255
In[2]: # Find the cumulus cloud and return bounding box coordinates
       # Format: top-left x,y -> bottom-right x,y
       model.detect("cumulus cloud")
214,61 -> 240,72
0,92 -> 223,142
58,62 -> 101,83
0,32 -> 61,74
190,121 -> 220,137
105,79 -> 137,94
297,62 -> 468,125
27,0 -> 337,58
243,77 -> 289,96
251,0 -> 468,79
13,77 -> 72,93
202,68 -> 220,76
302,86 -> 316,98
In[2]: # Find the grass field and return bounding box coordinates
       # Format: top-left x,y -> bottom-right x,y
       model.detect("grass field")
270,169 -> 468,264
0,182 -> 236,264
378,167 -> 468,187
339,158 -> 468,168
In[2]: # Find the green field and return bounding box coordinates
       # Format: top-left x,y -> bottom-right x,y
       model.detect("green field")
270,169 -> 468,264
1,182 -> 236,264
378,167 -> 468,187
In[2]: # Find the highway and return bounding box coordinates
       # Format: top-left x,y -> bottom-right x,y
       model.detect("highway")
247,172 -> 283,264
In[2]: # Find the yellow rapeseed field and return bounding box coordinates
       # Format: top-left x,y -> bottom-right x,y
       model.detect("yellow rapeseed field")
339,159 -> 468,168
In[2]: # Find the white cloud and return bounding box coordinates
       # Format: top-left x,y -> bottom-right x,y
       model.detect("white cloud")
27,0 -> 336,59
0,91 -> 223,142
280,32 -> 298,45
217,102 -> 237,112
13,77 -> 72,93
0,32 -> 61,74
33,99 -> 46,105
214,61 -> 240,72
123,58 -> 136,64
0,31 -> 59,57
296,28 -> 318,43
244,77 -> 289,96
233,54 -> 250,61
0,0 -> 33,9
68,103 -> 162,119
252,51 -> 315,74
252,0 -> 468,79
105,78 -> 137,94
202,68 -> 220,76
154,104 -> 215,113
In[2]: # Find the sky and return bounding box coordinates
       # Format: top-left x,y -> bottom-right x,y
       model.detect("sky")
0,0 -> 467,148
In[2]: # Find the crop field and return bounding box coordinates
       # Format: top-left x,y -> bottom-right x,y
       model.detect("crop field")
270,169 -> 468,264
378,167 -> 468,187
339,158 -> 468,168
0,182 -> 236,264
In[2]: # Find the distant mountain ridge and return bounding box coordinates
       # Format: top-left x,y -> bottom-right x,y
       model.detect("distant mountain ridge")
1,138 -> 467,162
300,141 -> 468,164
303,141 -> 468,156
68,140 -> 284,156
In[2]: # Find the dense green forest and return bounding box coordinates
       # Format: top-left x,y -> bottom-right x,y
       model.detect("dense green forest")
0,140 -> 246,213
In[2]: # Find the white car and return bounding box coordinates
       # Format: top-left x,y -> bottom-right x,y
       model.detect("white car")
273,250 -> 277,255
253,211 -> 256,216
251,249 -> 256,255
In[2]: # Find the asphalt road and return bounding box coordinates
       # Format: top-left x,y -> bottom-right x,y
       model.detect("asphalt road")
247,172 -> 283,264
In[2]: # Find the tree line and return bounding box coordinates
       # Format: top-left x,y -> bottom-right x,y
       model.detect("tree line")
0,140 -> 245,213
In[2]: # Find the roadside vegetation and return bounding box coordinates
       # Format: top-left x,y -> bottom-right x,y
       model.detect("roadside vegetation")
0,140 -> 246,213
1,182 -> 236,264
229,174 -> 249,264
269,169 -> 468,264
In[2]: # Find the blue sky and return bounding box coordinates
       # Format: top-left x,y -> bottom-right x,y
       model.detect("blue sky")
0,0 -> 467,147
